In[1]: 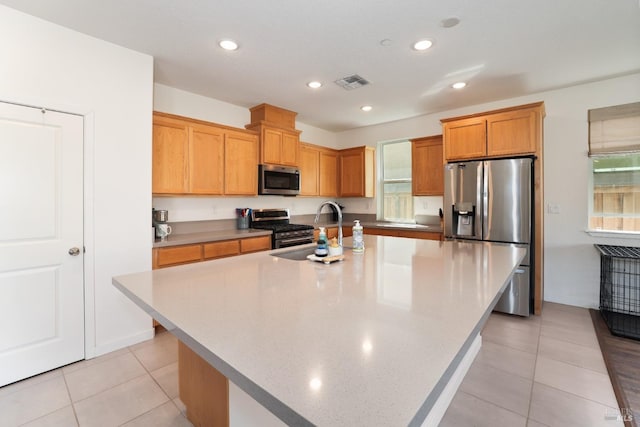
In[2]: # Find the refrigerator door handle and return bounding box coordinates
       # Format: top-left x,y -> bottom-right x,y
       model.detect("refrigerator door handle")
482,160 -> 489,240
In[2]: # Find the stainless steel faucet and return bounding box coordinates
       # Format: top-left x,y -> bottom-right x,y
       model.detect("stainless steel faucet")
314,200 -> 343,247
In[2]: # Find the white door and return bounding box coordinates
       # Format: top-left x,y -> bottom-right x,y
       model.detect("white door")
0,102 -> 84,386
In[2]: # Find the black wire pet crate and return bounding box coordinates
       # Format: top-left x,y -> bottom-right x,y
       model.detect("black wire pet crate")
595,244 -> 640,340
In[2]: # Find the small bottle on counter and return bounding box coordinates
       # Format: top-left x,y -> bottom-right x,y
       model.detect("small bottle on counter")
315,227 -> 329,257
352,220 -> 364,253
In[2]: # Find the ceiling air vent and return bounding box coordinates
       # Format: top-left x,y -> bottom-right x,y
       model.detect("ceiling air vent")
334,74 -> 370,90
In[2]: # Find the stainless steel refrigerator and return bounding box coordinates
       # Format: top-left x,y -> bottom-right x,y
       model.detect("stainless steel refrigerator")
444,158 -> 533,316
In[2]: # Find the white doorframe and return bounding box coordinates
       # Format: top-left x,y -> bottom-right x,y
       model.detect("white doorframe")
82,111 -> 97,359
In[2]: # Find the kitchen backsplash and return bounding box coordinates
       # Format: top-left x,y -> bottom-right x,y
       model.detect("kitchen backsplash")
152,195 -> 443,223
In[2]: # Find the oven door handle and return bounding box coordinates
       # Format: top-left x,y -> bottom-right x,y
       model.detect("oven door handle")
275,236 -> 314,249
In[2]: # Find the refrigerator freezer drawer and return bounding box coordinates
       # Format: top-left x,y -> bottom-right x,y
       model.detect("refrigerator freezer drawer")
494,266 -> 530,316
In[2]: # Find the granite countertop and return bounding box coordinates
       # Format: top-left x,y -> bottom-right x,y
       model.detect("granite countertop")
114,236 -> 524,426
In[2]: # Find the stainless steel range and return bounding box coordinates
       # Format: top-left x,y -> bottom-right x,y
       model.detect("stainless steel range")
251,208 -> 314,249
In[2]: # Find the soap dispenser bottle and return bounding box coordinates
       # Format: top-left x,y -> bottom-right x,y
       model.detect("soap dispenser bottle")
352,220 -> 364,253
315,227 -> 328,257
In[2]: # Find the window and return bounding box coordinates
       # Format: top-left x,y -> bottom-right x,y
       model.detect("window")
379,140 -> 413,222
589,102 -> 640,233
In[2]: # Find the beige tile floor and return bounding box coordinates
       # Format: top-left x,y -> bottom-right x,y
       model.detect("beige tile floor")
441,302 -> 624,427
0,302 -> 625,426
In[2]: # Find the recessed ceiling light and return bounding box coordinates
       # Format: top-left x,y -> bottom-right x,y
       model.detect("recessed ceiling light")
452,82 -> 467,89
412,39 -> 433,51
307,81 -> 322,89
219,40 -> 238,51
361,105 -> 372,112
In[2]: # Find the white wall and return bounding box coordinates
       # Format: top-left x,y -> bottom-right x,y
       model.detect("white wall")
0,6 -> 154,357
336,73 -> 640,309
153,84 -> 340,221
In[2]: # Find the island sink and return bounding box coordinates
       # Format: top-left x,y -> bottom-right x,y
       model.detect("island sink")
271,246 -> 316,261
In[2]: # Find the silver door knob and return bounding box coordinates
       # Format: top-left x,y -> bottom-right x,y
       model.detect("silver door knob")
68,247 -> 81,256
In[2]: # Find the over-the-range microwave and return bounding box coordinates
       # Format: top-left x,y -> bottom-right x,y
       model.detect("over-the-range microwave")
258,164 -> 300,196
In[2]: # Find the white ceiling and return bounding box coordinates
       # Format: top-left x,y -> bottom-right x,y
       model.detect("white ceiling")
2,0 -> 639,131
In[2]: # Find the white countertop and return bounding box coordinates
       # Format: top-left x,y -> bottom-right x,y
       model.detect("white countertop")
113,236 -> 524,426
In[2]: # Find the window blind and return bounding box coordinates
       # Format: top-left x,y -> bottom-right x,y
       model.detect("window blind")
589,102 -> 640,156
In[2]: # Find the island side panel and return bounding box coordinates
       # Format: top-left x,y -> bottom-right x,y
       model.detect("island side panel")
179,341 -> 230,427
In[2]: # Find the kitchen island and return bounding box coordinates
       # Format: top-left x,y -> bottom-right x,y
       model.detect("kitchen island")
113,235 -> 525,426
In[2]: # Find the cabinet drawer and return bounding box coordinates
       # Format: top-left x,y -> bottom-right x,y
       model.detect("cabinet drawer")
155,245 -> 202,268
203,240 -> 240,259
240,236 -> 272,253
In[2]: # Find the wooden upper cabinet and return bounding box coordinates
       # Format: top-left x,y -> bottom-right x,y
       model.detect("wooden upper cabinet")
188,125 -> 224,195
298,142 -> 339,197
153,117 -> 189,194
225,130 -> 258,195
441,102 -> 544,161
281,132 -> 299,166
319,150 -> 338,197
443,117 -> 486,161
339,146 -> 375,197
251,126 -> 299,166
411,135 -> 444,196
262,128 -> 282,165
152,112 -> 258,196
246,104 -> 300,167
299,143 -> 320,196
486,108 -> 539,156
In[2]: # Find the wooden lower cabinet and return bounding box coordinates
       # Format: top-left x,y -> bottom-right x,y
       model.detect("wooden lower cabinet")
240,235 -> 271,253
178,341 -> 229,427
153,236 -> 271,269
203,240 -> 240,260
364,228 -> 442,241
154,244 -> 202,268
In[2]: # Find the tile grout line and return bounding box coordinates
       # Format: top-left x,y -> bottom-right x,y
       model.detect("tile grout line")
526,312 -> 542,425
60,368 -> 81,427
122,336 -> 187,425
11,370 -> 73,427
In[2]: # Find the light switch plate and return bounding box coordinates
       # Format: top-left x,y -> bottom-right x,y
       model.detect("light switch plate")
547,203 -> 560,214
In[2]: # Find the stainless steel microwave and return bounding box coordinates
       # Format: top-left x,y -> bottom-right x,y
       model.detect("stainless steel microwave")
258,164 -> 300,196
